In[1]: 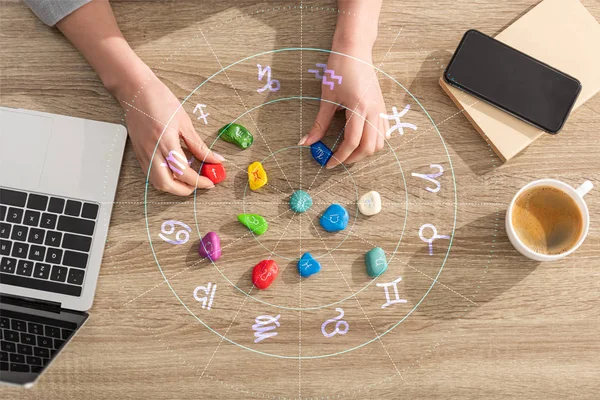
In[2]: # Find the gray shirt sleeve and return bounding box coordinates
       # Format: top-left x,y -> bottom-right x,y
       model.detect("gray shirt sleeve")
23,0 -> 91,26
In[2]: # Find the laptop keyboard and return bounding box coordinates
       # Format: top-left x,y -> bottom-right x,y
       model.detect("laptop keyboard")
0,308 -> 76,373
0,187 -> 99,297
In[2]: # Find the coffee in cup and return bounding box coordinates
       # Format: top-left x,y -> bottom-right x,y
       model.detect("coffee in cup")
511,185 -> 583,255
506,179 -> 592,261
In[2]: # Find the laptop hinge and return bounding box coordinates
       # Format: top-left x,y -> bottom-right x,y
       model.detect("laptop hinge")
0,294 -> 62,313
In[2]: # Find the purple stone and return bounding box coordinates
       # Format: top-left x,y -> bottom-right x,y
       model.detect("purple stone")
198,231 -> 221,261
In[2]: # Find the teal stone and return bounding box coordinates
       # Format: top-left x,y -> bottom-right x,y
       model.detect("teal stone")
365,247 -> 387,277
290,190 -> 313,213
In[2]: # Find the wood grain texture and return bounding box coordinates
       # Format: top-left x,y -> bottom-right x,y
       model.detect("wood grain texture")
1,1 -> 599,399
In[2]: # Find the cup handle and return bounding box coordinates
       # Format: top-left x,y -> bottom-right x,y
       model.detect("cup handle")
576,180 -> 593,197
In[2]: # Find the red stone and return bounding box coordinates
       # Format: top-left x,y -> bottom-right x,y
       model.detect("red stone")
200,163 -> 226,184
252,260 -> 279,290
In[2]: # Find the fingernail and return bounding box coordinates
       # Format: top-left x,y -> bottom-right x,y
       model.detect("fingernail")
205,184 -> 215,189
213,152 -> 225,161
326,163 -> 336,170
298,135 -> 308,146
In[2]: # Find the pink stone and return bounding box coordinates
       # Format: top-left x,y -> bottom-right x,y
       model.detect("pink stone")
198,231 -> 221,261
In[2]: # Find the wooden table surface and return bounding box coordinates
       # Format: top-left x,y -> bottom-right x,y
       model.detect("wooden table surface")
2,0 -> 599,398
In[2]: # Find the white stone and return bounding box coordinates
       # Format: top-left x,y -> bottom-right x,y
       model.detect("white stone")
358,191 -> 382,216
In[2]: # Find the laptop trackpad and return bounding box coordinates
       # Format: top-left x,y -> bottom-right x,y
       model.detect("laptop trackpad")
0,110 -> 52,190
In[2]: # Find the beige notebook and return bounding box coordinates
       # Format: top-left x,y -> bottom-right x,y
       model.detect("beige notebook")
439,0 -> 600,161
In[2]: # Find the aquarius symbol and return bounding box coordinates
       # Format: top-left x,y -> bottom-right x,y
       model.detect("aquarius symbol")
380,105 -> 417,136
308,63 -> 342,90
412,164 -> 444,193
252,315 -> 281,343
193,104 -> 210,124
376,276 -> 407,309
257,64 -> 280,92
321,308 -> 349,338
159,220 -> 192,245
193,282 -> 217,310
419,223 -> 451,256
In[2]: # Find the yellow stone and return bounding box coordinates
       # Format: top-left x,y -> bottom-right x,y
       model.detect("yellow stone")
248,162 -> 268,191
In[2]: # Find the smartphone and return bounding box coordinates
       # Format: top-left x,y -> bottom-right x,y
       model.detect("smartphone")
444,30 -> 581,134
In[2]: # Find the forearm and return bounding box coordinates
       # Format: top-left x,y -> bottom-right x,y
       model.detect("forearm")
334,0 -> 382,51
56,0 -> 151,100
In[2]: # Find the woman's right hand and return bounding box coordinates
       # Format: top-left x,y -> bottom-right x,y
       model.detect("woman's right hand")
117,73 -> 224,196
56,1 -> 222,196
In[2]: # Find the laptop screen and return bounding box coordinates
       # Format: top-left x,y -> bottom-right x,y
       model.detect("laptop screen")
0,297 -> 88,387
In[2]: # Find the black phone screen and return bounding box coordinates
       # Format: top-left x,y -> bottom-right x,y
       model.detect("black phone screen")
444,30 -> 581,133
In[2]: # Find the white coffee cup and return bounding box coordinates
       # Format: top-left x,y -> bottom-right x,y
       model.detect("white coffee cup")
506,179 -> 593,261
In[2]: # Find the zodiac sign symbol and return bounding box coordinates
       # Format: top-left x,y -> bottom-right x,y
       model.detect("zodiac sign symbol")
314,147 -> 326,160
300,259 -> 312,272
419,223 -> 451,256
328,214 -> 340,224
159,220 -> 192,245
193,103 -> 210,124
321,308 -> 349,338
411,164 -> 444,193
252,314 -> 281,343
380,105 -> 417,136
193,282 -> 217,310
259,267 -> 273,282
308,63 -> 342,90
256,64 -> 280,92
161,150 -> 188,175
376,276 -> 407,309
247,216 -> 260,225
160,153 -> 194,172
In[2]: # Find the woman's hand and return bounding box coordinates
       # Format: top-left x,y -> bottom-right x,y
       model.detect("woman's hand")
119,74 -> 224,196
299,0 -> 388,169
57,0 -> 222,196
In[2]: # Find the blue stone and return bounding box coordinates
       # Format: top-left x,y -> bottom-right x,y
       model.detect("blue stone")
298,252 -> 321,277
320,204 -> 349,232
310,141 -> 333,166
290,190 -> 313,213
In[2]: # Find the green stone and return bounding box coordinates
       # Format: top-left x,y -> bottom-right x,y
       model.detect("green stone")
237,213 -> 268,235
219,123 -> 254,149
290,190 -> 312,213
365,247 -> 387,277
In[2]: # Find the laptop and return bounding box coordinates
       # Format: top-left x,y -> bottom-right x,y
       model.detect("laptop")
0,107 -> 127,387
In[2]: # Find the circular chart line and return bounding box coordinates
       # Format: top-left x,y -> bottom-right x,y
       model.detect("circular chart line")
144,48 -> 456,359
